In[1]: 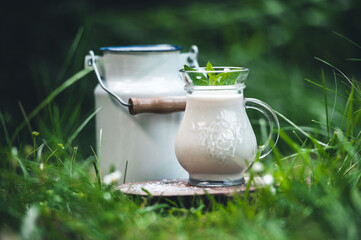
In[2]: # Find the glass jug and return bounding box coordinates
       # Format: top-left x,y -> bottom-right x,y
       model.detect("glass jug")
175,67 -> 280,187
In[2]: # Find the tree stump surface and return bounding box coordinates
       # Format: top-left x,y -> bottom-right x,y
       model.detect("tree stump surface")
116,177 -> 264,197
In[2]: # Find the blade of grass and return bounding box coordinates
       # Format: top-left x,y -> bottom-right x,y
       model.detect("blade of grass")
25,143 -> 45,160
345,86 -> 355,138
321,69 -> 330,138
345,58 -> 361,61
98,128 -> 102,178
282,126 -> 330,136
70,146 -> 78,176
90,145 -> 102,186
279,129 -> 301,152
56,27 -> 84,84
92,161 -> 101,186
37,143 -> 44,163
280,147 -> 332,161
42,139 -> 64,165
19,101 -> 39,161
11,68 -> 92,143
18,101 -> 33,136
314,57 -> 360,96
140,188 -> 153,197
0,111 -> 11,150
311,119 -> 355,140
242,175 -> 254,202
335,131 -> 358,165
333,31 -> 361,49
304,78 -> 347,99
357,130 -> 361,139
344,162 -> 358,176
164,198 -> 178,208
329,69 -> 338,125
45,148 -> 59,165
67,107 -> 101,147
274,110 -> 327,147
63,102 -> 82,130
123,160 -> 128,184
353,108 -> 361,132
15,157 -> 29,179
292,130 -> 304,144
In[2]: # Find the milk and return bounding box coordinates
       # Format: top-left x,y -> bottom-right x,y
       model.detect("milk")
174,92 -> 257,183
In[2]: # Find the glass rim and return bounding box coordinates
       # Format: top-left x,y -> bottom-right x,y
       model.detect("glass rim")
179,66 -> 249,73
185,83 -> 246,91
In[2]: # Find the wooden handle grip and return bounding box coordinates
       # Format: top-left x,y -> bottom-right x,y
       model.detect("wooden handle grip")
128,96 -> 186,115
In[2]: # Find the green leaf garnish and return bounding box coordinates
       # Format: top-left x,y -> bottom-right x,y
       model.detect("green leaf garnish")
184,62 -> 241,86
183,65 -> 195,71
206,61 -> 216,85
183,65 -> 209,86
214,71 -> 241,85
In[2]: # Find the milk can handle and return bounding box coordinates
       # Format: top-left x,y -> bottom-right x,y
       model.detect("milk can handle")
89,50 -> 131,107
88,47 -> 198,113
244,98 -> 280,159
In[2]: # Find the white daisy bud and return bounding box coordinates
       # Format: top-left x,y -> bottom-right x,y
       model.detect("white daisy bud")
252,162 -> 264,172
11,147 -> 18,157
262,174 -> 274,185
103,170 -> 122,185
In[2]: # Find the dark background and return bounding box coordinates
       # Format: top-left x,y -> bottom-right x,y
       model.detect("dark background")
1,0 -> 360,150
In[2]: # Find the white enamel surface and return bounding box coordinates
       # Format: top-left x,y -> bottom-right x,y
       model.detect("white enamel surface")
103,51 -> 181,82
175,92 -> 257,181
95,51 -> 188,182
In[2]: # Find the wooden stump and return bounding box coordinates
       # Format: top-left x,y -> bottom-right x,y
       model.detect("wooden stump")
116,177 -> 264,197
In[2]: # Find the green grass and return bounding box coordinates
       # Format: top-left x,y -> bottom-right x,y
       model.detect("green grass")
1,70 -> 360,240
1,33 -> 361,239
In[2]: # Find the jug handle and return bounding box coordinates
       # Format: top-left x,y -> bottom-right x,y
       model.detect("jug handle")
244,98 -> 280,159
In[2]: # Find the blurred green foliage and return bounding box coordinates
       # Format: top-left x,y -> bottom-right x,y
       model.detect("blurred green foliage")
1,0 -> 360,150
0,1 -> 358,157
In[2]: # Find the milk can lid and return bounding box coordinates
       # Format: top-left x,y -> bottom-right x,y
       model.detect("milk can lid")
100,44 -> 183,52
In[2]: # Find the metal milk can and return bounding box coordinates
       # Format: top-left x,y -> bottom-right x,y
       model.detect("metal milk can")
85,44 -> 199,182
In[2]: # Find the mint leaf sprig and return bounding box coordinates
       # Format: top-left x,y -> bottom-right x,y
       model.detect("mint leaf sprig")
183,62 -> 242,86
183,64 -> 208,86
206,61 -> 216,85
